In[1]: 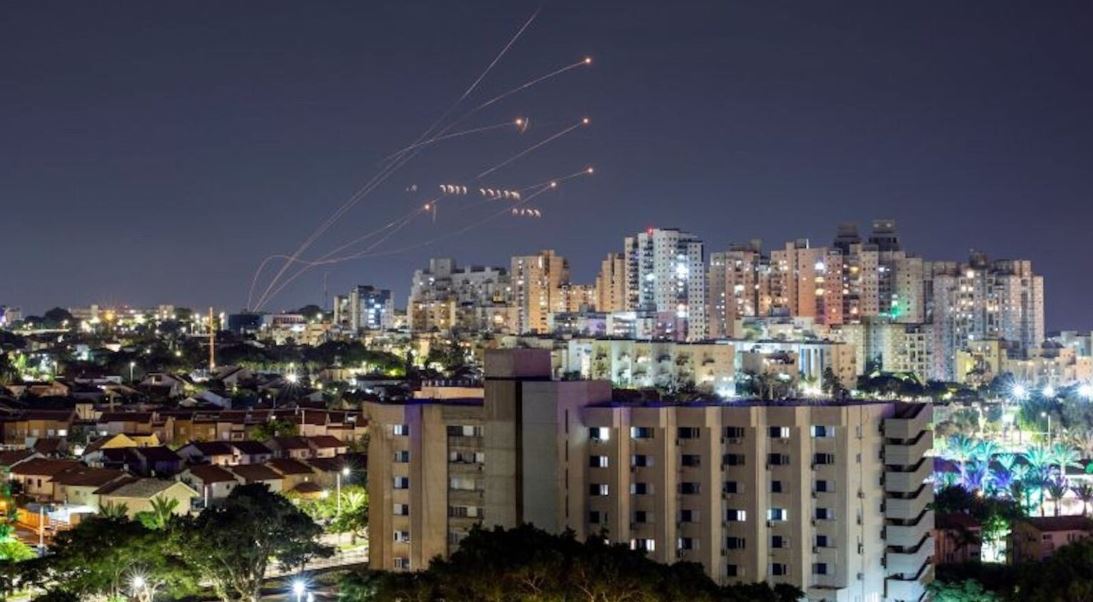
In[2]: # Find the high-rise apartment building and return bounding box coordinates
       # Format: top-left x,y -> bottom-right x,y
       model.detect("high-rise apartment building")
927,253 -> 1045,380
408,258 -> 510,334
511,250 -> 570,335
624,228 -> 707,341
595,253 -> 627,313
366,349 -> 934,601
770,240 -> 844,326
708,240 -> 768,338
344,285 -> 394,332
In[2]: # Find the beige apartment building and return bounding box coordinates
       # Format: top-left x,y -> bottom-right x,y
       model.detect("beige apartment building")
366,349 -> 933,601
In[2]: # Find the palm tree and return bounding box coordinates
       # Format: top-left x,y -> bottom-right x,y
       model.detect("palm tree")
1072,482 -> 1093,517
973,440 -> 1000,488
137,495 -> 179,530
1046,476 -> 1070,517
99,501 -> 129,520
1067,430 -> 1093,460
947,435 -> 978,484
1050,442 -> 1083,477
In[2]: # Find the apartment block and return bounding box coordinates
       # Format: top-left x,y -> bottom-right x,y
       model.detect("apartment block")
577,400 -> 933,601
365,349 -> 932,601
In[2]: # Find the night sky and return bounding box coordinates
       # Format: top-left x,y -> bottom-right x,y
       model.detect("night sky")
3,2 -> 1092,330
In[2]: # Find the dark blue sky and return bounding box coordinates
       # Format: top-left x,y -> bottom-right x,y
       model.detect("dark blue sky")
3,2 -> 1092,330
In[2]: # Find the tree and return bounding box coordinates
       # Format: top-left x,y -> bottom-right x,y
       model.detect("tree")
99,501 -> 129,520
250,418 -> 299,442
338,524 -> 802,602
135,496 -> 179,530
1073,482 -> 1093,517
173,484 -> 331,602
928,578 -> 1001,602
1014,538 -> 1093,601
26,515 -> 197,600
41,308 -> 73,329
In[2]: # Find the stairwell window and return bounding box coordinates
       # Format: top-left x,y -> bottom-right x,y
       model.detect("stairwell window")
392,424 -> 410,437
393,476 -> 410,489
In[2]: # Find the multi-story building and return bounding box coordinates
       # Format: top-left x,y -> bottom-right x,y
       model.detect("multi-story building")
595,253 -> 627,313
927,253 -> 1045,380
708,240 -> 769,339
344,285 -> 395,332
366,349 -> 934,601
407,259 -> 512,333
624,228 -> 707,341
833,319 -> 935,384
770,240 -> 844,327
365,349 -> 612,571
563,339 -> 735,394
510,250 -> 570,335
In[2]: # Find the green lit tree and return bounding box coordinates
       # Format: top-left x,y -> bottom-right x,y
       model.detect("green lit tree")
173,484 -> 331,602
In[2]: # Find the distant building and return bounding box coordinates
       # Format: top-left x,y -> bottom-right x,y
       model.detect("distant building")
624,228 -> 707,341
348,285 -> 395,332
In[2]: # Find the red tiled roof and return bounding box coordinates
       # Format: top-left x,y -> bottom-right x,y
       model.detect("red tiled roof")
186,464 -> 237,484
52,466 -> 127,487
229,464 -> 283,483
307,435 -> 346,449
11,458 -> 81,477
266,458 -> 315,476
1022,515 -> 1093,532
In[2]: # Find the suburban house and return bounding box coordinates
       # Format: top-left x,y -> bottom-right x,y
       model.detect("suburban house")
51,466 -> 128,509
230,440 -> 274,464
306,435 -> 348,458
1011,515 -> 1093,563
269,437 -> 313,460
95,412 -> 155,436
9,458 -> 81,500
82,433 -> 161,466
228,464 -> 285,493
129,446 -> 184,477
95,477 -> 198,518
176,441 -> 237,466
1,410 -> 76,448
266,458 -> 317,492
180,464 -> 239,505
139,372 -> 191,398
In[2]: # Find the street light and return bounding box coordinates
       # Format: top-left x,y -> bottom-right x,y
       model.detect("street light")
129,361 -> 136,382
1043,385 -> 1057,398
1080,383 -> 1093,400
1012,383 -> 1028,400
292,579 -> 306,602
337,467 -> 351,516
1042,411 -> 1052,444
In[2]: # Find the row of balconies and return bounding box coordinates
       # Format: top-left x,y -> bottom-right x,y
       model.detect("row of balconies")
884,430 -> 933,467
884,458 -> 932,494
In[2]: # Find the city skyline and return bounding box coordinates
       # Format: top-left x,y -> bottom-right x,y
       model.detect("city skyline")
4,2 -> 1093,329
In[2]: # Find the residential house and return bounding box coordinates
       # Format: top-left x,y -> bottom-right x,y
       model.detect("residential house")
129,446 -> 183,477
228,464 -> 284,493
139,372 -> 191,399
230,441 -> 273,465
1011,516 -> 1093,563
96,412 -> 154,436
51,467 -> 128,510
268,437 -> 313,460
265,458 -> 318,493
176,441 -> 237,466
306,435 -> 348,459
95,477 -> 198,518
10,458 -> 81,501
180,464 -> 239,506
2,410 -> 75,448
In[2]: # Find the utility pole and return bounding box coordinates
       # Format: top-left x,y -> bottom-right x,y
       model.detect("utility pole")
208,307 -> 216,370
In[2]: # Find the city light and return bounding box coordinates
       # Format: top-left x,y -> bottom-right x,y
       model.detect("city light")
1043,385 -> 1056,398
1081,383 -> 1093,399
1012,384 -> 1028,400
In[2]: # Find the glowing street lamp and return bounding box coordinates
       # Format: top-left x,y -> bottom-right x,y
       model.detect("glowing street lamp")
129,361 -> 136,382
1080,383 -> 1093,400
292,579 -> 306,602
337,466 -> 351,516
1043,385 -> 1057,398
1041,411 -> 1052,444
1012,383 -> 1028,401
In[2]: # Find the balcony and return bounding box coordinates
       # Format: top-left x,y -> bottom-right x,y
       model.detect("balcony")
886,487 -> 932,521
886,534 -> 934,579
886,511 -> 934,548
884,403 -> 932,441
885,458 -> 932,494
884,431 -> 932,467
886,563 -> 933,602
